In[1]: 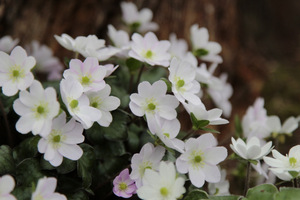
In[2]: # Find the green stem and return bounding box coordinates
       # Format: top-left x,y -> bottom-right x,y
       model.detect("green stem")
182,129 -> 197,140
133,65 -> 145,93
244,161 -> 251,196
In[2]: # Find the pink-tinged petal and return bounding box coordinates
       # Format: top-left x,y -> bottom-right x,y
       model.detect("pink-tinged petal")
0,175 -> 15,194
58,144 -> 83,160
176,158 -> 188,174
202,164 -> 221,183
2,81 -> 18,96
13,99 -> 30,115
16,114 -> 35,134
38,138 -> 48,153
35,177 -> 57,195
189,167 -> 205,187
204,146 -> 227,165
10,46 -> 27,66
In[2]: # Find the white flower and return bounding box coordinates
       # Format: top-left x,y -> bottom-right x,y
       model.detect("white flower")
60,77 -> 101,129
190,24 -> 222,63
241,97 -> 270,139
129,80 -> 179,133
26,40 -> 63,81
38,112 -> 84,166
150,118 -> 185,153
137,161 -> 186,200
230,137 -> 272,161
13,80 -> 60,136
0,174 -> 16,200
207,73 -> 233,118
183,101 -> 229,125
31,177 -> 67,200
266,115 -> 299,136
107,24 -> 130,57
0,46 -> 35,96
63,57 -> 106,92
168,33 -> 188,59
168,57 -> 201,105
176,133 -> 227,187
264,145 -> 300,181
120,2 -> 159,33
130,143 -> 165,188
208,169 -> 230,196
86,84 -> 120,127
129,32 -> 171,67
0,35 -> 19,53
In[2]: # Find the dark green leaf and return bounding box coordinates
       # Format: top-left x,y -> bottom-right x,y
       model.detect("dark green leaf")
184,189 -> 209,200
57,158 -> 76,174
13,135 -> 40,164
209,195 -> 242,200
77,144 -> 96,188
0,145 -> 15,174
193,48 -> 209,57
275,187 -> 300,200
126,57 -> 142,73
190,113 -> 210,130
12,186 -> 32,200
16,158 -> 44,186
288,171 -> 299,178
67,189 -> 89,200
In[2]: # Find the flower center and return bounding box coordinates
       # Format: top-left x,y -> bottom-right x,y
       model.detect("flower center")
69,99 -> 78,109
148,103 -> 156,110
160,187 -> 169,197
37,106 -> 45,114
81,76 -> 90,85
145,50 -> 153,59
119,182 -> 128,191
91,102 -> 98,108
10,65 -> 25,82
289,157 -> 297,167
12,70 -> 20,78
52,135 -> 61,143
163,133 -> 170,138
139,161 -> 153,177
176,79 -> 185,88
194,155 -> 202,163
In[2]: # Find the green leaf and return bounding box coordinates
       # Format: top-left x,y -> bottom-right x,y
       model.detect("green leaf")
13,135 -> 40,164
288,171 -> 299,178
160,77 -> 172,92
234,115 -> 243,138
16,158 -> 44,186
190,113 -> 210,130
101,110 -> 128,141
249,160 -> 258,165
12,186 -> 32,200
246,184 -> 278,200
275,187 -> 300,200
209,195 -> 242,200
193,48 -> 209,57
77,144 -> 96,188
56,158 -> 76,174
0,145 -> 15,174
126,57 -> 142,73
67,189 -> 89,200
184,189 -> 209,200
127,123 -> 142,152
200,127 -> 220,134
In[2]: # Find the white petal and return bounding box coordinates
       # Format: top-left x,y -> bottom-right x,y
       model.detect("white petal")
16,114 -> 35,134
58,144 -> 83,160
0,175 -> 15,194
189,167 -> 205,187
202,164 -> 221,183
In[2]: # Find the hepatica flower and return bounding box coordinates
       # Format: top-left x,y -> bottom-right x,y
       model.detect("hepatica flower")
0,35 -> 19,53
60,77 -> 101,129
63,57 -> 106,92
208,168 -> 230,196
129,80 -> 179,133
129,32 -> 171,67
113,168 -> 137,198
0,174 -> 16,200
0,46 -> 35,96
176,133 -> 227,187
13,80 -> 60,136
137,161 -> 186,200
32,177 -> 67,200
264,145 -> 300,181
168,57 -> 201,105
130,143 -> 165,188
86,84 -> 120,127
190,24 -> 222,63
38,112 -> 84,166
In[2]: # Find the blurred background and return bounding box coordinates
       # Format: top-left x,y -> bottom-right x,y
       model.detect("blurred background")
1,0 -> 300,196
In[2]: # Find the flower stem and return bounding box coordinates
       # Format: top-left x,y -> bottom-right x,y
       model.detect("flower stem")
244,161 -> 251,196
133,65 -> 145,93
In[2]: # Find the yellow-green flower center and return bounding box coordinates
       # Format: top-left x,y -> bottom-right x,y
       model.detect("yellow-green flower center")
52,135 -> 61,143
176,79 -> 185,88
160,187 -> 169,197
70,99 -> 78,109
81,76 -> 91,85
163,133 -> 170,138
194,155 -> 202,163
119,182 -> 128,191
145,50 -> 153,59
139,161 -> 153,177
9,65 -> 25,82
12,70 -> 20,78
148,103 -> 156,110
290,157 -> 297,167
91,102 -> 98,108
37,106 -> 45,114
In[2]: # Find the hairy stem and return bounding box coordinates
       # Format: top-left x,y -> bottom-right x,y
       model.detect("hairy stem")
244,161 -> 251,196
